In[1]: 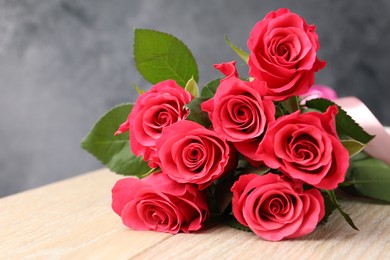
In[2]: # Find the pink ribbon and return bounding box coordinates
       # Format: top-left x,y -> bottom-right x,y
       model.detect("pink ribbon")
335,97 -> 390,165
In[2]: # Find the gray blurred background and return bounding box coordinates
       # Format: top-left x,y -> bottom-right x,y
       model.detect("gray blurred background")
1,0 -> 390,196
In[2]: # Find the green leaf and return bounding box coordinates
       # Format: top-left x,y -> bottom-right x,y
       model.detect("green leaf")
341,140 -> 366,158
142,167 -> 161,178
280,96 -> 299,113
275,104 -> 285,118
184,77 -> 199,98
224,216 -> 252,232
185,97 -> 212,127
351,151 -> 371,162
214,179 -> 234,215
134,28 -> 198,87
224,35 -> 249,63
251,165 -> 271,176
237,164 -> 270,176
200,78 -> 221,99
80,103 -> 151,176
348,158 -> 390,202
306,98 -> 375,144
325,190 -> 359,231
320,191 -> 336,224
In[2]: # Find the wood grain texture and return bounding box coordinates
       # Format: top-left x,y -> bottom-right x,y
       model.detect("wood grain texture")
134,201 -> 390,260
1,168 -> 390,259
0,169 -> 171,259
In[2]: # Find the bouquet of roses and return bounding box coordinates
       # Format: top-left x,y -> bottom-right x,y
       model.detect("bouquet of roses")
81,8 -> 390,241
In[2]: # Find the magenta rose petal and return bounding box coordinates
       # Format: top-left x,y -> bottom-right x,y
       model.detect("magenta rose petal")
201,77 -> 275,163
231,173 -> 325,241
214,60 -> 239,79
112,173 -> 209,234
258,106 -> 349,189
111,177 -> 144,216
116,80 -> 193,166
156,120 -> 236,189
247,8 -> 325,101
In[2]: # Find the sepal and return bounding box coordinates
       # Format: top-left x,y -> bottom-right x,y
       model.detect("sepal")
224,35 -> 249,64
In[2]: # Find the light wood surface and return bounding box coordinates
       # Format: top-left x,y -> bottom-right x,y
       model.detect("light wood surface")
1,168 -> 390,259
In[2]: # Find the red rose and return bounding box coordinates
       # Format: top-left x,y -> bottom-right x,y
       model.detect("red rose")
201,77 -> 275,161
115,80 -> 193,167
156,120 -> 237,190
111,173 -> 209,234
231,173 -> 325,241
247,8 -> 325,101
257,106 -> 349,189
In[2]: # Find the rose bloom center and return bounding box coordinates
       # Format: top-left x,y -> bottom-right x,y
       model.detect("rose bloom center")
182,142 -> 206,172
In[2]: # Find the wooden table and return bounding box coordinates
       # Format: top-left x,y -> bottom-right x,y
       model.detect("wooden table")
1,168 -> 390,259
